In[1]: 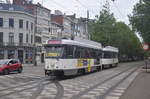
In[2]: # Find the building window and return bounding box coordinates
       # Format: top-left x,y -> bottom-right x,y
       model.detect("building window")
0,18 -> 3,27
0,32 -> 3,44
35,36 -> 41,43
31,35 -> 33,43
0,50 -> 4,59
8,50 -> 15,59
19,19 -> 23,28
31,22 -> 33,31
19,33 -> 23,44
9,18 -> 14,28
9,32 -> 14,44
26,21 -> 28,30
26,34 -> 28,43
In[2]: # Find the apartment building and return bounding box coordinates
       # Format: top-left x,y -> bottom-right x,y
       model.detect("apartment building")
0,3 -> 35,63
13,0 -> 51,64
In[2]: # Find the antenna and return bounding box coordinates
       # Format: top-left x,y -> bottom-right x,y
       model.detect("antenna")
42,0 -> 44,6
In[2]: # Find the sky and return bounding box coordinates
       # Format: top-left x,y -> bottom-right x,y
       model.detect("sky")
31,0 -> 139,25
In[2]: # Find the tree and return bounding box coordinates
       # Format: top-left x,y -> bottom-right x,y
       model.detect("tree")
130,0 -> 150,45
90,1 -> 117,46
89,2 -> 145,60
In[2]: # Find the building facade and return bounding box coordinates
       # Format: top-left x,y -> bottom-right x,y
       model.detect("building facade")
67,15 -> 90,40
13,0 -> 51,64
50,21 -> 63,39
77,18 -> 90,39
51,14 -> 73,39
0,3 -> 35,63
27,4 -> 51,64
7,0 -> 89,63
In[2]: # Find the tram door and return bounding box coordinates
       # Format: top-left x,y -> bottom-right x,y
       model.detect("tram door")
18,50 -> 23,63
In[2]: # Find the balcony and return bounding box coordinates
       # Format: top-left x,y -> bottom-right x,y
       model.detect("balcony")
0,42 -> 34,47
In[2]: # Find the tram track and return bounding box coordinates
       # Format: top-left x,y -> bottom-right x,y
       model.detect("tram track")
0,77 -> 44,92
0,62 -> 143,99
96,67 -> 139,99
54,80 -> 64,99
0,76 -> 54,98
70,65 -> 140,99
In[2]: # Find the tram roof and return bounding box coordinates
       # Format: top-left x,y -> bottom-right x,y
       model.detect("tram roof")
62,39 -> 102,50
103,46 -> 119,52
46,38 -> 102,50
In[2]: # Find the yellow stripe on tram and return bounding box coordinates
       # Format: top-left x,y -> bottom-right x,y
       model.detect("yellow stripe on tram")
88,59 -> 91,72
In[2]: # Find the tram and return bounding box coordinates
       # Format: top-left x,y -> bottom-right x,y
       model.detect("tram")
44,38 -> 102,76
102,46 -> 119,69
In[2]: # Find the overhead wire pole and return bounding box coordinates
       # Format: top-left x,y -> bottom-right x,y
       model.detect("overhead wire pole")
74,0 -> 95,39
41,0 -> 44,6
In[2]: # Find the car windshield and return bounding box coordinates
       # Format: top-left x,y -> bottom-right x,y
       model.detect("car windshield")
0,60 -> 9,65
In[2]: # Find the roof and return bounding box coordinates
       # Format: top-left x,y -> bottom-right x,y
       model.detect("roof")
62,39 -> 102,50
46,38 -> 102,50
0,3 -> 32,14
103,46 -> 119,52
32,3 -> 51,12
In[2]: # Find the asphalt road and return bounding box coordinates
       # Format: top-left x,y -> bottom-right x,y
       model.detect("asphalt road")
0,61 -> 144,99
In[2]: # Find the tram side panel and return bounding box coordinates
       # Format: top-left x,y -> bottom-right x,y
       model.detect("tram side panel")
45,58 -> 100,76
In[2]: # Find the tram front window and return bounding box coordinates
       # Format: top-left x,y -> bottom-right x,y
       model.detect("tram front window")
45,46 -> 64,58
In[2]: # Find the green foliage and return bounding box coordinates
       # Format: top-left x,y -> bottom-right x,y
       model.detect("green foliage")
130,0 -> 150,44
89,2 -> 145,59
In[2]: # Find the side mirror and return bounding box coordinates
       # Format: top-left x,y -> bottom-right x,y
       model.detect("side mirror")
8,63 -> 11,66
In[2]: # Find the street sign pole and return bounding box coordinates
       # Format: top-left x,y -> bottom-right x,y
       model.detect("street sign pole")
142,43 -> 149,72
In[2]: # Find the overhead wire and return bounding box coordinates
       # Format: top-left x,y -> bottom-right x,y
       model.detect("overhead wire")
50,0 -> 75,14
74,0 -> 97,16
111,0 -> 125,21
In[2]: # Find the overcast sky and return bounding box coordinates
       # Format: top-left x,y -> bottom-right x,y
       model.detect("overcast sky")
32,0 -> 139,25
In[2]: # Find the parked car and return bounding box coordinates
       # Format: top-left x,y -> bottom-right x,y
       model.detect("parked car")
0,59 -> 23,75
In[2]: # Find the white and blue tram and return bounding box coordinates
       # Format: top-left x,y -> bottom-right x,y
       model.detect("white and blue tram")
102,46 -> 119,68
44,38 -> 102,76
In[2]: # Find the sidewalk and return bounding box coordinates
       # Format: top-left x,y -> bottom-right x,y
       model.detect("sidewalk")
120,69 -> 150,99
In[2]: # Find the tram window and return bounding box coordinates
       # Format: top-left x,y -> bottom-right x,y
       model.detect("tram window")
91,51 -> 97,58
104,51 -> 111,58
45,46 -> 64,58
74,47 -> 81,58
85,49 -> 91,58
97,51 -> 102,58
103,51 -> 118,58
114,52 -> 118,58
64,46 -> 74,58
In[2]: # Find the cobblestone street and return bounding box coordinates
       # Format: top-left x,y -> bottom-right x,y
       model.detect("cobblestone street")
0,61 -> 144,99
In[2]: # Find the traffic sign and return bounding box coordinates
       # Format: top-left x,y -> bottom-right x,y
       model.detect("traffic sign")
142,43 -> 149,51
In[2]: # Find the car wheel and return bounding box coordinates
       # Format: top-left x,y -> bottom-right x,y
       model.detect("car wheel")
3,69 -> 9,75
18,67 -> 22,73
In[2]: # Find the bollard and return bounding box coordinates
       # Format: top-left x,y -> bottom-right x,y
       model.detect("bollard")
145,59 -> 148,72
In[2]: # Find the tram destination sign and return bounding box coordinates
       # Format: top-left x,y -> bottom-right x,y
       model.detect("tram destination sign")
48,40 -> 61,44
